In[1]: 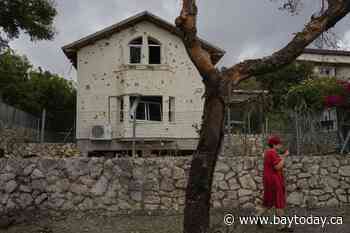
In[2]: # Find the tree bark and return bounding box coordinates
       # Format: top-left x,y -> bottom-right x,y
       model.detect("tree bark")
183,86 -> 225,233
175,1 -> 350,233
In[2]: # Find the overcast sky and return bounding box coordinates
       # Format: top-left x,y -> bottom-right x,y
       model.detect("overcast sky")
9,0 -> 350,81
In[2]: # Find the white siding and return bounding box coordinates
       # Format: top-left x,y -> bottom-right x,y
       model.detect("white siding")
76,21 -> 204,140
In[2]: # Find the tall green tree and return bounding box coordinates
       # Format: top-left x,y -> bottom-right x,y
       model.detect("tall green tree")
0,0 -> 57,51
0,49 -> 76,132
258,62 -> 315,110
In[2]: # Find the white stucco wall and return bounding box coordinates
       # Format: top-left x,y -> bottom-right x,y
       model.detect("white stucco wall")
297,53 -> 350,64
76,21 -> 205,140
297,53 -> 350,80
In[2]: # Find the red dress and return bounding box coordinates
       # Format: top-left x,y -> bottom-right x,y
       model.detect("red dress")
263,148 -> 286,209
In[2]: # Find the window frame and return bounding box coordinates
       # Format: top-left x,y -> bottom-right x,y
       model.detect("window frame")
319,66 -> 336,77
128,37 -> 143,64
130,96 -> 163,122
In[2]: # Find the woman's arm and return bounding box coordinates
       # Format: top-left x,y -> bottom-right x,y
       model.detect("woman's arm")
274,159 -> 284,170
273,150 -> 289,170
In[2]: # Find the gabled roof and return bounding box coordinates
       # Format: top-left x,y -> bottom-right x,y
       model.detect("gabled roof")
303,48 -> 350,57
62,11 -> 225,68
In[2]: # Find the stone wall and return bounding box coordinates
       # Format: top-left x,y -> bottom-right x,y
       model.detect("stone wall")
0,155 -> 349,217
0,127 -> 38,156
8,143 -> 80,158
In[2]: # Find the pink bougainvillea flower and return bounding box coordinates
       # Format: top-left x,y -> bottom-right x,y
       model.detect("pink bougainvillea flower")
346,83 -> 350,92
325,95 -> 345,107
336,79 -> 350,93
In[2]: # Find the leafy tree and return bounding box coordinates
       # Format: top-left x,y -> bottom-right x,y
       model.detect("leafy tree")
0,0 -> 57,51
175,1 -> 350,232
286,77 -> 348,111
0,49 -> 76,133
0,49 -> 32,107
258,62 -> 315,110
236,62 -> 315,110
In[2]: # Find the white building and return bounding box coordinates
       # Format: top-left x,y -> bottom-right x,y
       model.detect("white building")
62,12 -> 225,156
298,48 -> 350,79
225,48 -> 350,134
298,48 -> 350,132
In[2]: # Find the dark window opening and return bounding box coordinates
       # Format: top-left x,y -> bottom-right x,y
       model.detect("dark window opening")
130,47 -> 141,64
130,96 -> 163,121
129,37 -> 143,64
319,66 -> 336,76
148,38 -> 161,64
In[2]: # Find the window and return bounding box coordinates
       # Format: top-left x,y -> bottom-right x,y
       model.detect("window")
169,97 -> 175,122
130,96 -> 162,121
129,37 -> 143,64
118,97 -> 124,122
148,38 -> 161,64
320,108 -> 338,132
128,37 -> 161,65
319,66 -> 336,76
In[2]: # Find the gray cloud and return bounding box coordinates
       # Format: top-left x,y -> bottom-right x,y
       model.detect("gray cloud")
9,0 -> 350,80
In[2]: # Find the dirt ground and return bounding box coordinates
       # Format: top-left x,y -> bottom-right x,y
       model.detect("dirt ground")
0,206 -> 349,233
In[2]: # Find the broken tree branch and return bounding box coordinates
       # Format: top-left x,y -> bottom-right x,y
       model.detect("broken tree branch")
175,0 -> 218,82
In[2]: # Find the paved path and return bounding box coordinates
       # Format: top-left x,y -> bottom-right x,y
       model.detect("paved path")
0,207 -> 349,233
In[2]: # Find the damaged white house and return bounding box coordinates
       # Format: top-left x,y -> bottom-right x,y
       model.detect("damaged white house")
62,12 -> 225,156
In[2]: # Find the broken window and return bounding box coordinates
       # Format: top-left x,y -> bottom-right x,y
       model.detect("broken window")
129,37 -> 143,64
148,37 -> 161,64
169,97 -> 175,122
130,96 -> 163,121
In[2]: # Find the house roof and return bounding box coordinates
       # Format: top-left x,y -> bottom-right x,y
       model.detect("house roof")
62,11 -> 226,68
303,48 -> 350,57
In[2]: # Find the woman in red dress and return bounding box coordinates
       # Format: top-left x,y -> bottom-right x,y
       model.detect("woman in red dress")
256,135 -> 293,231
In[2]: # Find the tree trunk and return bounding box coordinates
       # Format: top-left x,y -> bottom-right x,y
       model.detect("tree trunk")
177,2 -> 350,233
183,88 -> 225,233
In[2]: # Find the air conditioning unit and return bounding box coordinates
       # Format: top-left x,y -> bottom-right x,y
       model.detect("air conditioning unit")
90,124 -> 112,140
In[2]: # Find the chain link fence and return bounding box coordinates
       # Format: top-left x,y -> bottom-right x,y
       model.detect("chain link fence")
0,99 -> 76,150
224,106 -> 341,156
0,100 -> 40,142
0,100 -> 40,132
44,110 -> 76,143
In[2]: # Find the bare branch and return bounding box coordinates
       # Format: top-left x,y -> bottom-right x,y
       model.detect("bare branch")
175,0 -> 217,80
223,0 -> 350,85
273,0 -> 304,15
313,29 -> 342,49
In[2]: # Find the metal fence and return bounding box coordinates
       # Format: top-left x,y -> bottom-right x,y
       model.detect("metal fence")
0,99 -> 41,143
0,100 -> 76,144
44,110 -> 76,143
0,100 -> 40,131
224,107 -> 341,156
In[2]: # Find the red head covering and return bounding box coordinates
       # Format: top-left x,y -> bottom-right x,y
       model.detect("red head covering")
268,135 -> 281,146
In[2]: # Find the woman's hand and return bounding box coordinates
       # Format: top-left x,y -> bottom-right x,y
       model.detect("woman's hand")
283,150 -> 290,156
